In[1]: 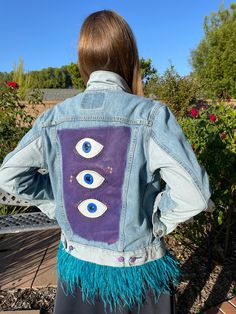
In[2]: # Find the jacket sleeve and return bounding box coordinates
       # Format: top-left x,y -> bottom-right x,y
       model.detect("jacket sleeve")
0,111 -> 56,220
148,103 -> 215,236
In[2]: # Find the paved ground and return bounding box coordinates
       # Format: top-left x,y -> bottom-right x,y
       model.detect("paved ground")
0,311 -> 40,314
0,229 -> 61,290
0,228 -> 235,313
204,297 -> 236,313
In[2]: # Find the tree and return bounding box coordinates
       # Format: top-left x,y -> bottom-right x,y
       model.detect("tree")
144,64 -> 202,117
28,66 -> 72,89
190,2 -> 236,100
0,72 -> 12,83
139,57 -> 158,85
67,62 -> 85,90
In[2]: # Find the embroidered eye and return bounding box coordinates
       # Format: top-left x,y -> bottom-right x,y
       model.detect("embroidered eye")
78,199 -> 108,218
76,170 -> 105,189
75,137 -> 103,158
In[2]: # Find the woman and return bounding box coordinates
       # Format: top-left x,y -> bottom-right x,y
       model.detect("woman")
0,9 -> 213,314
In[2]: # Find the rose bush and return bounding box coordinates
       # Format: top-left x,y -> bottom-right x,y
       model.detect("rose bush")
7,81 -> 19,88
0,81 -> 45,214
175,101 -> 236,259
0,81 -> 45,161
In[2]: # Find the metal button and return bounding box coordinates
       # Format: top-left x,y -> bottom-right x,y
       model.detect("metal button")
129,256 -> 137,263
118,256 -> 125,262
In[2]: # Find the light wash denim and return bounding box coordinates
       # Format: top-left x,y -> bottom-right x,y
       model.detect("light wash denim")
0,70 -> 214,267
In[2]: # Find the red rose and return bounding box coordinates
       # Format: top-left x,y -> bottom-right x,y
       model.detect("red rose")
209,114 -> 216,122
7,81 -> 18,88
190,107 -> 199,118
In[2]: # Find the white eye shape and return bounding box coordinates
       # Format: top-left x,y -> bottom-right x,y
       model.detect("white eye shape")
76,170 -> 105,189
78,199 -> 108,218
75,137 -> 103,158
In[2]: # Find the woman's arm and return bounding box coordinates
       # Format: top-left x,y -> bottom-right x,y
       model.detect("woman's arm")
0,112 -> 56,219
148,103 -> 215,236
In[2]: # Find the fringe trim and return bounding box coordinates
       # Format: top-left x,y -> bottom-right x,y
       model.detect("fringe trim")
56,240 -> 182,313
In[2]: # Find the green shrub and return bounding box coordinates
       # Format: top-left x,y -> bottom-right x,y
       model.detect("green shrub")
144,65 -> 202,117
176,101 -> 236,259
0,80 -> 45,214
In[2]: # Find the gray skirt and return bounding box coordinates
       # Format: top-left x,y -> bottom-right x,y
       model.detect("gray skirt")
53,278 -> 176,314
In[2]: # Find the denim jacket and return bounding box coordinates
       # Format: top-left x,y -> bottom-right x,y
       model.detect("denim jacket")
0,70 -> 214,311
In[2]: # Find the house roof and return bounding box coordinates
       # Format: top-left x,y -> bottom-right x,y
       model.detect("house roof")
40,88 -> 82,101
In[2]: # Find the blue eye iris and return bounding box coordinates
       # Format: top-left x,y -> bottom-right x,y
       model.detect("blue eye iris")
84,173 -> 93,185
78,199 -> 107,218
87,202 -> 97,213
82,141 -> 91,153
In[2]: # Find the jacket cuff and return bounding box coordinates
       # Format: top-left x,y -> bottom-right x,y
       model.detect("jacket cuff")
29,199 -> 56,220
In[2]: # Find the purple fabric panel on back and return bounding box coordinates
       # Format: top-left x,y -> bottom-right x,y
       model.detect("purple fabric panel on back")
57,126 -> 131,244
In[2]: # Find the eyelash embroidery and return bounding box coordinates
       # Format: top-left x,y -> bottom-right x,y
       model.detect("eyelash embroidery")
75,137 -> 104,158
77,198 -> 108,218
76,170 -> 105,189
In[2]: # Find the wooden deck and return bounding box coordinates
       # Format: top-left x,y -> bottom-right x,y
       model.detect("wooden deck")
204,297 -> 236,313
0,228 -> 235,313
0,229 -> 60,290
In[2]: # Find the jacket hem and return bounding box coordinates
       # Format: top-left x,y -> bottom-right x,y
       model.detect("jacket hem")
60,231 -> 167,267
56,240 -> 182,313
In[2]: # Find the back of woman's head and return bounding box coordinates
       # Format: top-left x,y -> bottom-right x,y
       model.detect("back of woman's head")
78,9 -> 143,96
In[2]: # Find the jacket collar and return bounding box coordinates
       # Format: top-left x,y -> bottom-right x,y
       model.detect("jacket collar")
85,70 -> 132,93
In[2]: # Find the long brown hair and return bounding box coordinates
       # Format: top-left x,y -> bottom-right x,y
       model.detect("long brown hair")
78,10 -> 143,96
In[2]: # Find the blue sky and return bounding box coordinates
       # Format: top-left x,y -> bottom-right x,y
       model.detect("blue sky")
0,0 -> 232,76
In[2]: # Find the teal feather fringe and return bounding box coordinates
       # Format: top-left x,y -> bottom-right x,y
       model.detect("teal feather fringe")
56,240 -> 182,313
